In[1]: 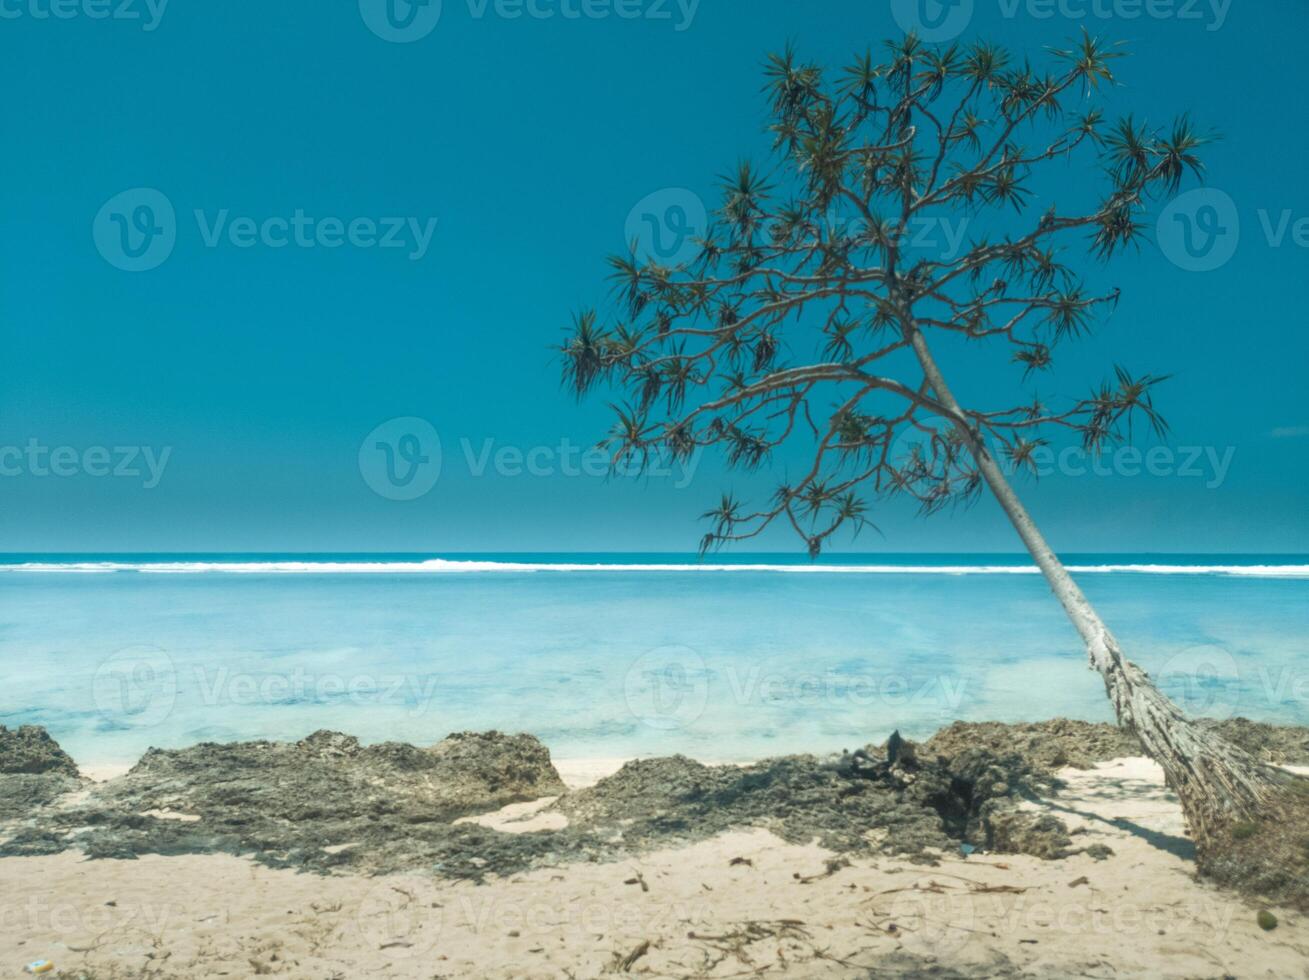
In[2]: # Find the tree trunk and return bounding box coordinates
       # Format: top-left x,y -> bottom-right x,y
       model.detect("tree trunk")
904,323 -> 1282,839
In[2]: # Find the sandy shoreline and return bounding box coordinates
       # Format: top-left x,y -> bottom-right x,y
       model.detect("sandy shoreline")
4,721 -> 1309,978
2,757 -> 1307,978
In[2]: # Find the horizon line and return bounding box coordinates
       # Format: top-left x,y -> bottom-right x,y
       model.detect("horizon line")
4,550 -> 1307,558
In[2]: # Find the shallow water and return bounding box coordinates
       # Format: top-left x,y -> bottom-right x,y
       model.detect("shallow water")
2,554 -> 1306,767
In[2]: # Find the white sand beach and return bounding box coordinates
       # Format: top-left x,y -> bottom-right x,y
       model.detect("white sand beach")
3,757 -> 1306,980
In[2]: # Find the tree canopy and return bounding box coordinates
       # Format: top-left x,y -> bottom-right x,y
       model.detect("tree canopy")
562,32 -> 1207,556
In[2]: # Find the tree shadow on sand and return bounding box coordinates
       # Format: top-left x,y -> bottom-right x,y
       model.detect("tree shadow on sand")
1039,779 -> 1196,860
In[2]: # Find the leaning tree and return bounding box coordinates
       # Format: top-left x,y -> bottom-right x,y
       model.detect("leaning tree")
560,32 -> 1304,879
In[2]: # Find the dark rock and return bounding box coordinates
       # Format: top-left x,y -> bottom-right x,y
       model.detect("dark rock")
0,771 -> 85,822
924,718 -> 1141,772
0,725 -> 79,776
923,716 -> 1309,772
118,728 -> 564,825
981,810 -> 1075,860
556,736 -> 1057,861
14,729 -> 566,874
886,730 -> 905,765
18,719 -> 1273,880
0,825 -> 72,857
8,728 -> 1067,876
0,728 -> 85,834
1200,718 -> 1309,766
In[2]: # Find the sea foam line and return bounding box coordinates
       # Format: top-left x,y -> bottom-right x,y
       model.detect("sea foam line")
1,559 -> 1307,578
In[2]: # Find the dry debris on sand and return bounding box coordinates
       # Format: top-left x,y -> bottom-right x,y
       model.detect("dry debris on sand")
1198,773 -> 1309,912
3,719 -> 1309,978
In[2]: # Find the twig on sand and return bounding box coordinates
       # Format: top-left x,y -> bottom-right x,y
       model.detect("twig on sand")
607,939 -> 652,973
685,919 -> 813,974
794,857 -> 851,883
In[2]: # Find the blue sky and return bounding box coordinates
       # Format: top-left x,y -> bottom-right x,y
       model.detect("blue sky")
1,0 -> 1306,554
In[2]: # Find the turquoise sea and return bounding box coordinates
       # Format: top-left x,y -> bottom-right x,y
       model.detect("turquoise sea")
2,553 -> 1306,768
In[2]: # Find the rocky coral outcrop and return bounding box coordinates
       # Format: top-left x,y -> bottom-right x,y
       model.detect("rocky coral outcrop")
7,720 -> 1305,893
0,725 -> 84,825
0,724 -> 79,776
924,718 -> 1141,771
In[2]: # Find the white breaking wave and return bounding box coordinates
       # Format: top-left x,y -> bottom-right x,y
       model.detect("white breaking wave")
2,559 -> 1308,578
